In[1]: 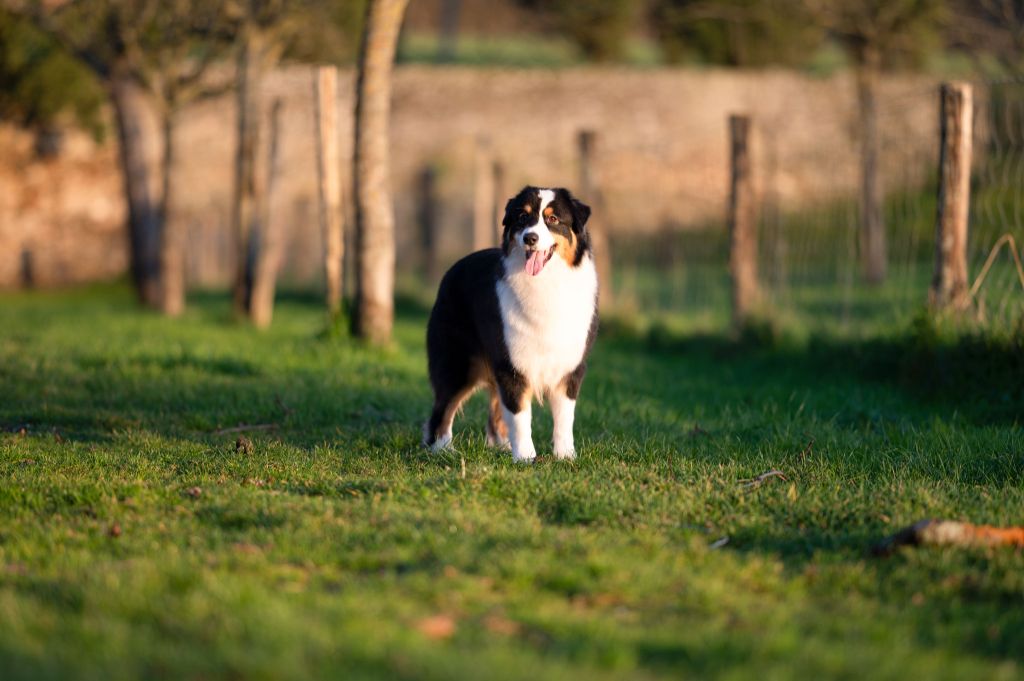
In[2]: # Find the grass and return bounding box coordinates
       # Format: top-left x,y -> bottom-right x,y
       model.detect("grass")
397,32 -> 665,68
1,284 -> 1023,680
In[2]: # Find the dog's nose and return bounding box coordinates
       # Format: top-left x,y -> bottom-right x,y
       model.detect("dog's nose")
523,232 -> 539,247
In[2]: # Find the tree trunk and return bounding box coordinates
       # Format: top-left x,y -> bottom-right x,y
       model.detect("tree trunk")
577,130 -> 613,309
158,109 -> 185,316
352,0 -> 410,344
437,0 -> 462,61
248,98 -> 285,328
110,68 -> 163,307
315,66 -> 344,318
231,28 -> 265,318
856,50 -> 887,285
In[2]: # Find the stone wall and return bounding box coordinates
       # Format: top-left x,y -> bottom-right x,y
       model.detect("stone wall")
0,65 -> 941,288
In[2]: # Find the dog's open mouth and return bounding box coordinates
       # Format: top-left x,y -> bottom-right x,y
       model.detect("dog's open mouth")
524,246 -> 555,276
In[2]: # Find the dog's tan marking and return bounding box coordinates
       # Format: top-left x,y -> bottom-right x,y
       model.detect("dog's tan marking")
553,230 -> 576,266
486,389 -> 509,444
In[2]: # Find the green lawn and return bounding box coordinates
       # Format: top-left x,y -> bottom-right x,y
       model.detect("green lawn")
1,285 -> 1022,680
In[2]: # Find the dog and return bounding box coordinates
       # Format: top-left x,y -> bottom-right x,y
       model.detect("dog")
423,186 -> 598,462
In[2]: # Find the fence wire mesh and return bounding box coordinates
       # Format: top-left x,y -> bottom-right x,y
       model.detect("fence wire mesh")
609,78 -> 1024,336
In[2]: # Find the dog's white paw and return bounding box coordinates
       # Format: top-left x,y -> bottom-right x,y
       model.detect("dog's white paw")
511,443 -> 537,463
430,431 -> 453,452
553,446 -> 576,461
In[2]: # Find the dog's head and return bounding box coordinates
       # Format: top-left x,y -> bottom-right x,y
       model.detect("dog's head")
501,186 -> 591,276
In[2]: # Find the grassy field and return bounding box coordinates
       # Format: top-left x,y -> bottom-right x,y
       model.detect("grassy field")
1,285 -> 1023,680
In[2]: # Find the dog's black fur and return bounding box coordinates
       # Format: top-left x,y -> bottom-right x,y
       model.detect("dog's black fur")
424,186 -> 597,451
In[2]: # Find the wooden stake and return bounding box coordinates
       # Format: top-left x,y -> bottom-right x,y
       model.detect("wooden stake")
492,159 -> 506,247
314,65 -> 343,317
930,82 -> 973,311
417,164 -> 441,284
473,136 -> 496,250
728,114 -> 758,328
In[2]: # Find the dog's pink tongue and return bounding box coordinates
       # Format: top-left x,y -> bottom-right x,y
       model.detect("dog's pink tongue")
525,250 -> 546,276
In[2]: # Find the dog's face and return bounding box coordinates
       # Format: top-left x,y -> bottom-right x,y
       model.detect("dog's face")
501,187 -> 591,275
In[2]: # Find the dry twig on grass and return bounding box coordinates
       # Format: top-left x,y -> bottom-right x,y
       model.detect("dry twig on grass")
212,423 -> 277,435
739,469 -> 787,491
872,519 -> 1024,556
688,424 -> 710,438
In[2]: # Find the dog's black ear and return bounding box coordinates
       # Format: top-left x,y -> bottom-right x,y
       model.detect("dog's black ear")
570,197 -> 591,234
500,196 -> 518,254
501,197 -> 517,227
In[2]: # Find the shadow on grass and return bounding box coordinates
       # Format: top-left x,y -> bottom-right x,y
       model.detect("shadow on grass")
604,312 -> 1024,428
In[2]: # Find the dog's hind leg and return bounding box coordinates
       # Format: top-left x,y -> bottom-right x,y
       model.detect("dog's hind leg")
424,354 -> 480,451
485,387 -> 510,449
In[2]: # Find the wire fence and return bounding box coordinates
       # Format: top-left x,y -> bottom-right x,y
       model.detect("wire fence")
609,77 -> 1024,336
162,68 -> 1023,336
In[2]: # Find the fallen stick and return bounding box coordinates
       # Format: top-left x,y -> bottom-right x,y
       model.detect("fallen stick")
212,423 -> 277,435
739,469 -> 787,491
872,519 -> 1024,556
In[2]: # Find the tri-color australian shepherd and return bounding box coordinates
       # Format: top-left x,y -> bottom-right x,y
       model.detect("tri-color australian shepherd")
424,186 -> 598,462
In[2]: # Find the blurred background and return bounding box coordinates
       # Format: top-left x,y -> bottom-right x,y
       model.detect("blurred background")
1,0 -> 1022,336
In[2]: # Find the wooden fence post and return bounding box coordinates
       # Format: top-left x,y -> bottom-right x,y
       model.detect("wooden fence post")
417,164 -> 441,284
930,82 -> 973,311
577,130 -> 612,309
728,114 -> 758,328
492,158 -> 505,247
314,65 -> 344,317
473,136 -> 497,250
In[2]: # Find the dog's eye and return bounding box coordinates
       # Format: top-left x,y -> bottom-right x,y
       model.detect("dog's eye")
546,214 -> 559,225
518,213 -> 530,224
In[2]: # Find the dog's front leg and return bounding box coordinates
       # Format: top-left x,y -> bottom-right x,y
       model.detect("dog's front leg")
501,402 -> 535,463
551,363 -> 586,460
494,363 -> 535,463
549,389 -> 576,460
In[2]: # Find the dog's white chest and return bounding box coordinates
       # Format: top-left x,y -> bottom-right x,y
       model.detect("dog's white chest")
496,255 -> 597,393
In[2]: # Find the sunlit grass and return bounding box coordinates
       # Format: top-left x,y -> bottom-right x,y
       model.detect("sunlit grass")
0,285 -> 1021,680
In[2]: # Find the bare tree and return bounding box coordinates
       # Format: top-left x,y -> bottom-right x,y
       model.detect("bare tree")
246,98 -> 285,327
228,1 -> 355,325
149,2 -> 234,316
804,0 -> 944,285
225,0 -> 292,322
8,0 -> 231,309
946,0 -> 1024,74
352,0 -> 409,344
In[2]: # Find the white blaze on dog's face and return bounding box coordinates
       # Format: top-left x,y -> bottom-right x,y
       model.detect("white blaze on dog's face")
501,186 -> 591,276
